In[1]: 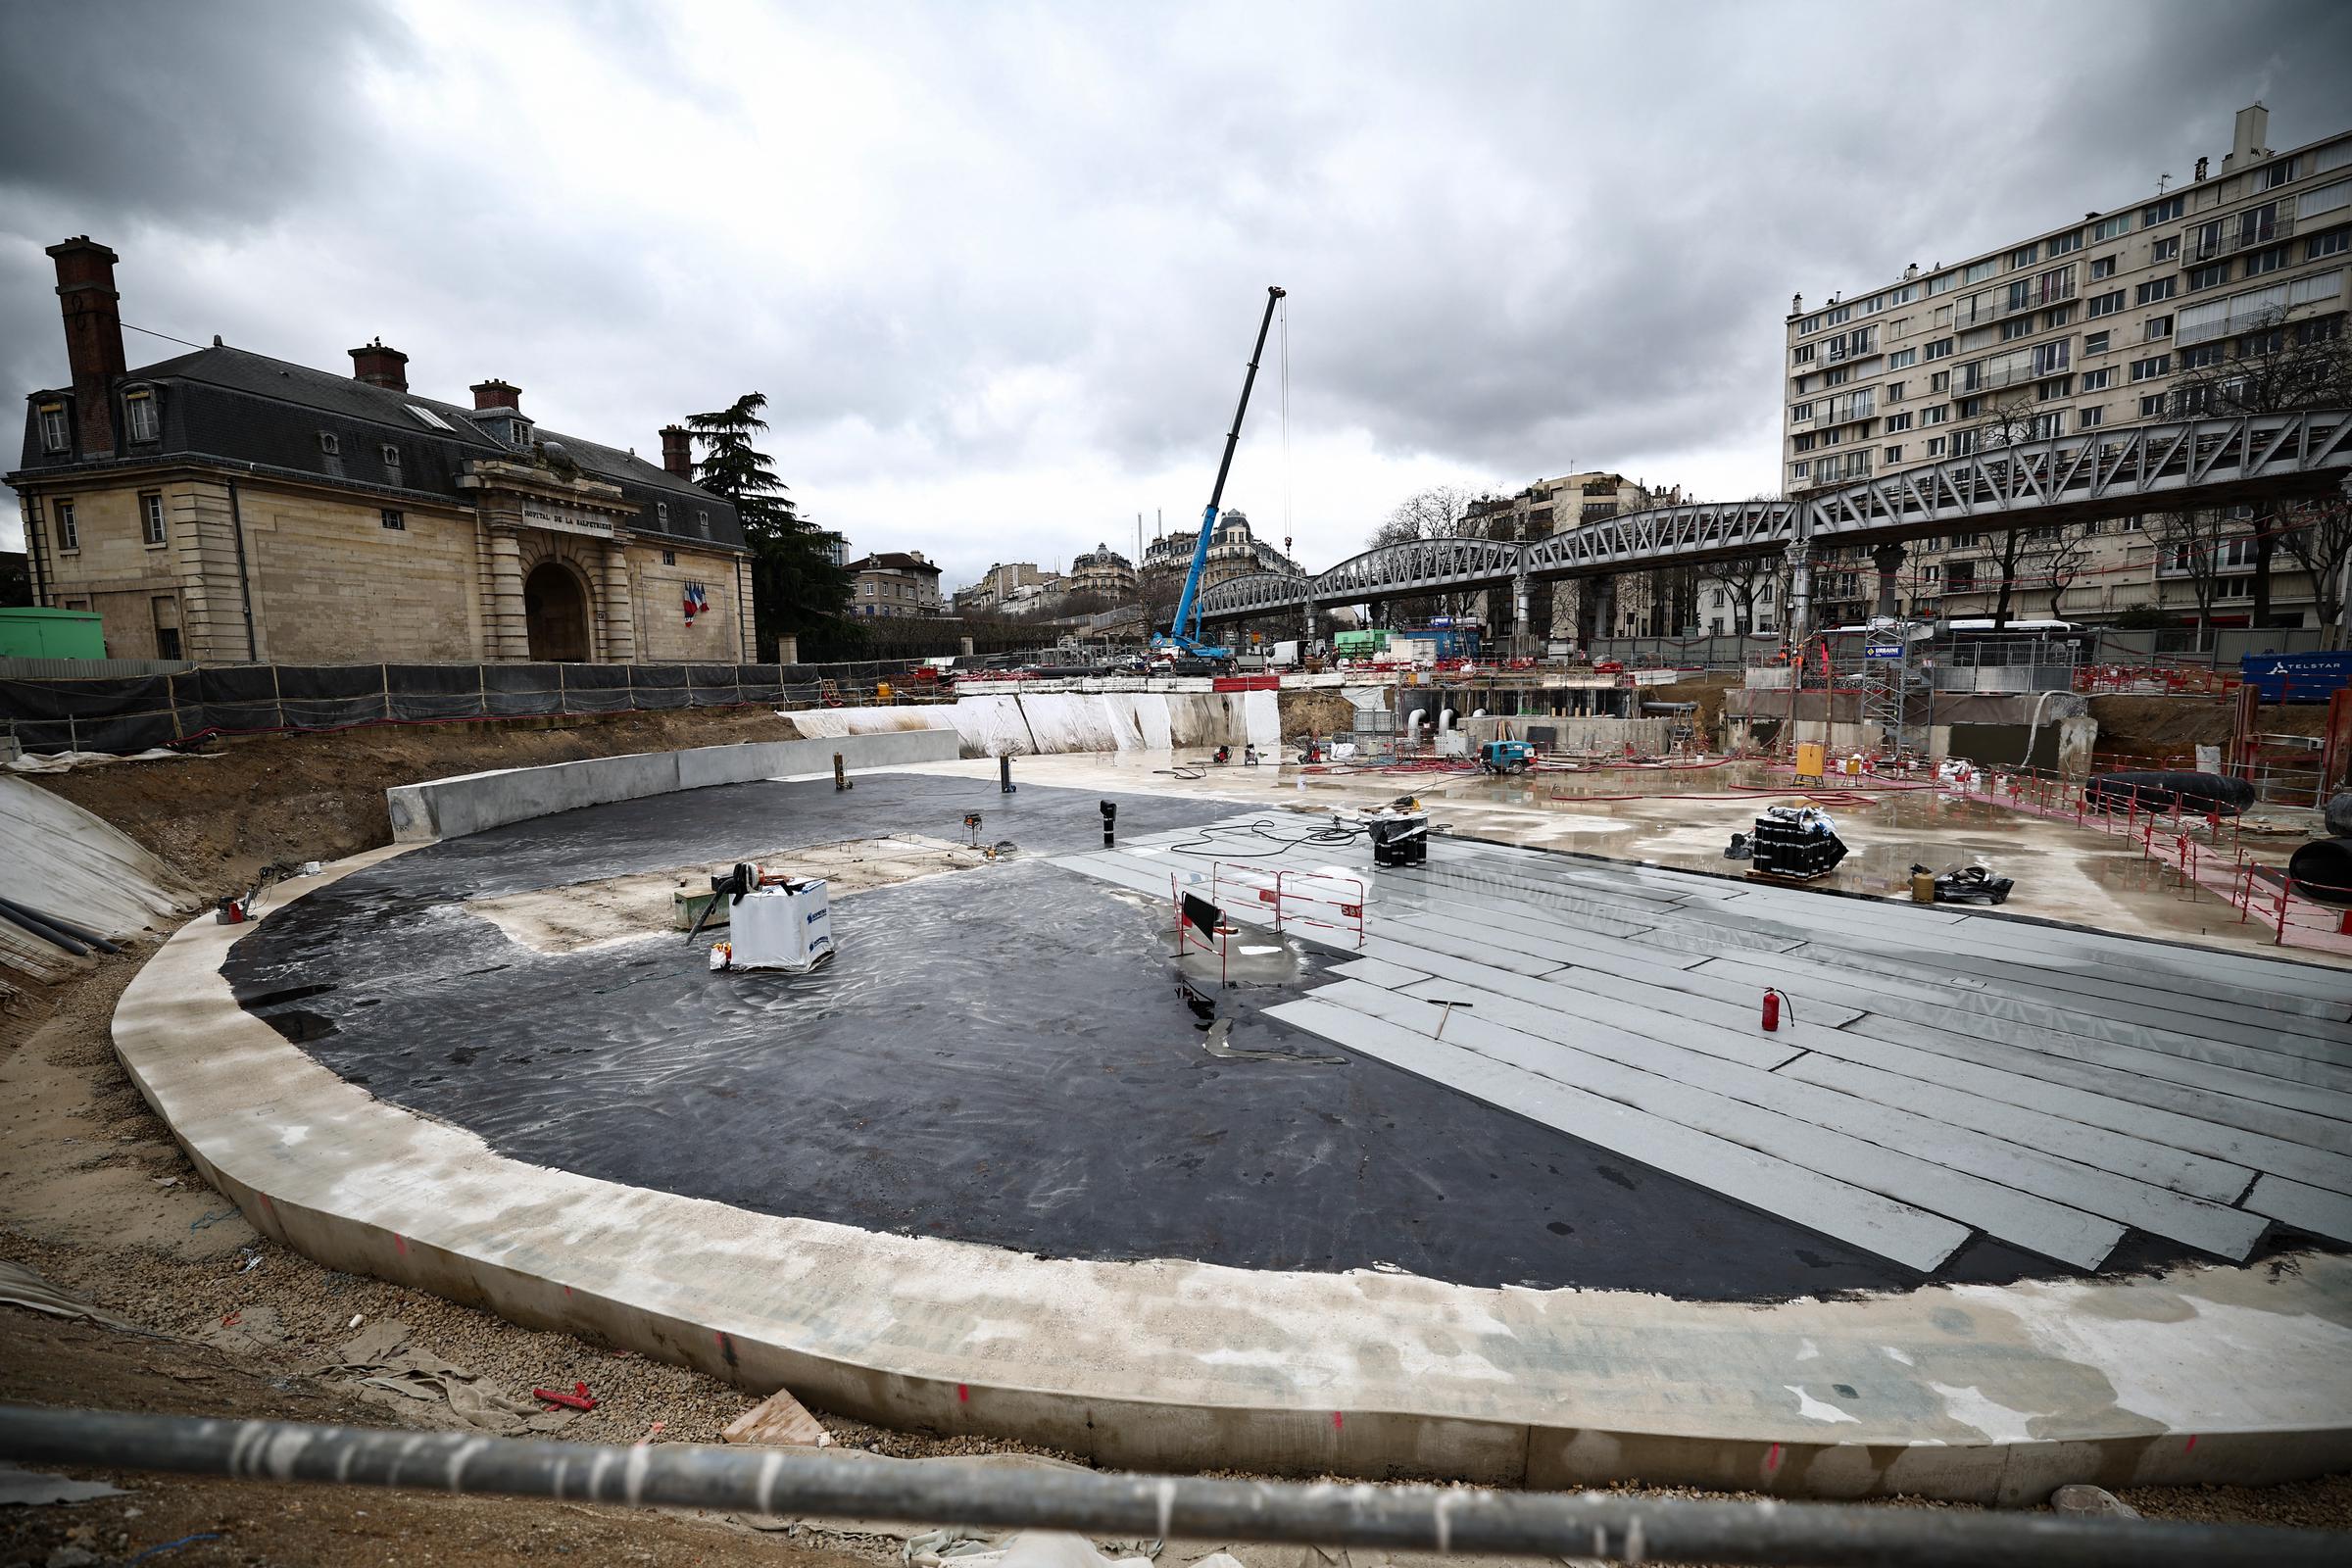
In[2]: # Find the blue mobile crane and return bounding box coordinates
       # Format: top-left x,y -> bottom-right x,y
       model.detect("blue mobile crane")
1152,285 -> 1287,662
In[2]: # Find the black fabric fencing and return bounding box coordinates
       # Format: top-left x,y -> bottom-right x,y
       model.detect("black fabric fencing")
0,659 -> 944,756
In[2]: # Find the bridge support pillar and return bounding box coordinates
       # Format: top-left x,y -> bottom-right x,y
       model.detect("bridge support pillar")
1785,539 -> 1812,649
1300,585 -> 1314,644
1870,542 -> 1905,622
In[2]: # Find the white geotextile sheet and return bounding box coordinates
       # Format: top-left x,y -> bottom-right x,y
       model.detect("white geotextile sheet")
0,775 -> 197,938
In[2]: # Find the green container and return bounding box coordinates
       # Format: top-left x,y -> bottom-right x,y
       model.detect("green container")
0,608 -> 106,660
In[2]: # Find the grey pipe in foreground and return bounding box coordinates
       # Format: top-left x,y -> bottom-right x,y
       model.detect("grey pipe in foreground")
0,1406 -> 2338,1568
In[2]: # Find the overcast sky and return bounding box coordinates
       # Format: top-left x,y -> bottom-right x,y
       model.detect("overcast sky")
6,0 -> 2351,587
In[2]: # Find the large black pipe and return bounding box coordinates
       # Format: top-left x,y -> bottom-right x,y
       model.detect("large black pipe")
2286,837 -> 2352,905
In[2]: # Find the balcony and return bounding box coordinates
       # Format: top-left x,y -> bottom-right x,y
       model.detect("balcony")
2187,206 -> 2292,265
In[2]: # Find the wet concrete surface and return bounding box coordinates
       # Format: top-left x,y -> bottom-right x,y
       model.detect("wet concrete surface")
220,770 -> 2113,1302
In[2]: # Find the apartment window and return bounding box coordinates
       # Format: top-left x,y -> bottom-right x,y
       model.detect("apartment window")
2000,318 -> 2034,342
1883,445 -> 1903,464
2044,304 -> 2075,328
1928,370 -> 1950,395
2087,289 -> 2126,318
2130,355 -> 2171,380
141,492 -> 166,546
2029,411 -> 2065,440
1791,373 -> 1813,396
2237,327 -> 2284,358
1927,270 -> 1957,295
1789,460 -> 1810,480
1850,324 -> 1877,353
2092,214 -> 2130,242
1963,259 -> 1997,284
1792,343 -> 1816,364
1789,401 -> 1816,422
2185,261 -> 2229,292
1923,563 -> 1941,582
2150,235 -> 2180,263
1957,396 -> 1985,419
56,501 -> 77,551
2048,229 -> 2082,256
1887,347 -> 1918,369
379,509 -> 405,531
2308,227 -> 2350,262
2297,316 -> 2344,346
38,402 -> 70,453
1885,412 -> 1912,432
2135,277 -> 2178,305
1926,436 -> 1947,458
2180,343 -> 2225,369
123,387 -> 159,443
2176,382 -> 2217,416
1920,403 -> 1948,424
2009,243 -> 2039,269
662,549 -> 676,566
2144,315 -> 2173,340
318,431 -> 340,456
2121,514 -> 2141,532
2079,405 -> 2104,428
1799,315 -> 1822,335
2243,243 -> 2288,278
2089,256 -> 2117,280
1825,367 -> 1849,386
1946,560 -> 1974,589
2144,195 -> 2184,225
1826,304 -> 1852,325
1924,336 -> 1954,360
2083,330 -> 2111,356
1886,380 -> 1906,403
2032,340 -> 2070,376
2258,158 -> 2297,190
2139,394 -> 2167,417
2080,367 -> 2112,390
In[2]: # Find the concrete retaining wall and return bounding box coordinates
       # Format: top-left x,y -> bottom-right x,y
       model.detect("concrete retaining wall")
786,692 -> 1273,759
385,728 -> 961,843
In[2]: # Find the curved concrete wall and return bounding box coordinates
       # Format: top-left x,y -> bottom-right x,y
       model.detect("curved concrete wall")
386,728 -> 961,843
786,691 -> 1278,760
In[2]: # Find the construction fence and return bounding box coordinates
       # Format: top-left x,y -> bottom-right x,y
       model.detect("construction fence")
0,659 -> 964,756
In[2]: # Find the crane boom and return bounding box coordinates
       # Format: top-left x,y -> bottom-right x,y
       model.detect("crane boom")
1156,285 -> 1286,658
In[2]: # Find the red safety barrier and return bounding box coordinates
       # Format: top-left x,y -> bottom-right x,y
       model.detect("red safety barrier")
1272,869 -> 1366,950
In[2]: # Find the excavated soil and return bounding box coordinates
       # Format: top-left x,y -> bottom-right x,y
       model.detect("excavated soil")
1274,687 -> 1358,742
23,707 -> 813,901
2090,693 -> 2332,761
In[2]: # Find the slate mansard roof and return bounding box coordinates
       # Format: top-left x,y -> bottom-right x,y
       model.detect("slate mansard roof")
15,345 -> 745,551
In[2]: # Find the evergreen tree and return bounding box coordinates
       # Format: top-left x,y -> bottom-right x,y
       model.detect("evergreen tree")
686,393 -> 855,661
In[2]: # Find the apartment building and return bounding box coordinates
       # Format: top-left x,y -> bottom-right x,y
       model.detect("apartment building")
1783,104 -> 2346,630
1066,543 -> 1138,601
846,551 -> 943,618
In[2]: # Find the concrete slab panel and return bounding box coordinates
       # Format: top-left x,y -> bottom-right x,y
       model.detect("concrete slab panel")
1267,996 -> 1971,1272
2244,1174 -> 2352,1244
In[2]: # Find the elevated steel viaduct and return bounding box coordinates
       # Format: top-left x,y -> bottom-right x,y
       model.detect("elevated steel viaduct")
1195,409 -> 2352,642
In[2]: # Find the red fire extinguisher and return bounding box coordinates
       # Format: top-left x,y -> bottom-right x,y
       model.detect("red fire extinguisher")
1761,987 -> 1791,1032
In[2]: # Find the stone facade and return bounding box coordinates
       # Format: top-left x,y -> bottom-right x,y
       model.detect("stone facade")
12,237 -> 755,665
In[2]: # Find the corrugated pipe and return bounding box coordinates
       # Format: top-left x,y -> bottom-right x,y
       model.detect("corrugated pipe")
0,1406 -> 2336,1568
0,902 -> 90,956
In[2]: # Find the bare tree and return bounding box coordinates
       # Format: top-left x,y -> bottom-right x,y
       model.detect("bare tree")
1368,485 -> 1480,549
2277,492 -> 2352,648
2171,310 -> 2352,623
1959,394 -> 2047,629
2151,507 -> 2237,653
2018,522 -> 2095,623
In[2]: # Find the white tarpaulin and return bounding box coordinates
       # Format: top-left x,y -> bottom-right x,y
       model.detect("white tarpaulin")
0,775 -> 198,941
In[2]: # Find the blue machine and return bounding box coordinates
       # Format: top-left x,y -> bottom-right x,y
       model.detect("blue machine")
1155,285 -> 1287,662
1478,739 -> 1535,774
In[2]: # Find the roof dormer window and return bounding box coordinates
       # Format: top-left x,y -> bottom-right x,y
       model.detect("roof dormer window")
37,402 -> 70,454
123,385 -> 159,443
318,431 -> 340,456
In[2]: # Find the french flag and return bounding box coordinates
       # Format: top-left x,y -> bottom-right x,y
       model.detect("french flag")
683,582 -> 709,619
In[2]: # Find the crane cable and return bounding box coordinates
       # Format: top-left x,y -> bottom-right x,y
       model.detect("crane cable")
1279,296 -> 1291,557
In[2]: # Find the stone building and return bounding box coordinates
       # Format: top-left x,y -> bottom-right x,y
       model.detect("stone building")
1137,509 -> 1300,591
1066,542 -> 1137,601
10,237 -> 755,664
846,551 -> 944,617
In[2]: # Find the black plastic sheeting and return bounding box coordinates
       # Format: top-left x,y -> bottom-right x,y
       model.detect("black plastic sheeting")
2082,769 -> 2258,815
219,773 -> 2127,1300
0,660 -> 961,754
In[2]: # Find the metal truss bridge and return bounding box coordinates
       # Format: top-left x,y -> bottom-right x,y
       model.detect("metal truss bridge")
1195,408 -> 2352,635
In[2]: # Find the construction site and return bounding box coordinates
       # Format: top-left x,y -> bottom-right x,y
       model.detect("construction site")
5,647 -> 2352,1565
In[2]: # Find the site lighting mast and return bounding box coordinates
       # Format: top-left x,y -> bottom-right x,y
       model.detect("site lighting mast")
1154,285 -> 1286,661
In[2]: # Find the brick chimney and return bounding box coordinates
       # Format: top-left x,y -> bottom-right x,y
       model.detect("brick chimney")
660,423 -> 693,477
349,338 -> 409,391
46,236 -> 126,456
470,378 -> 521,411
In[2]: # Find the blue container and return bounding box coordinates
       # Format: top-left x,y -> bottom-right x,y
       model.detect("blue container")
2239,651 -> 2352,704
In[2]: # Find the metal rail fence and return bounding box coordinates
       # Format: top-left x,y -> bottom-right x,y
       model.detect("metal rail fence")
0,1406 -> 2335,1568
